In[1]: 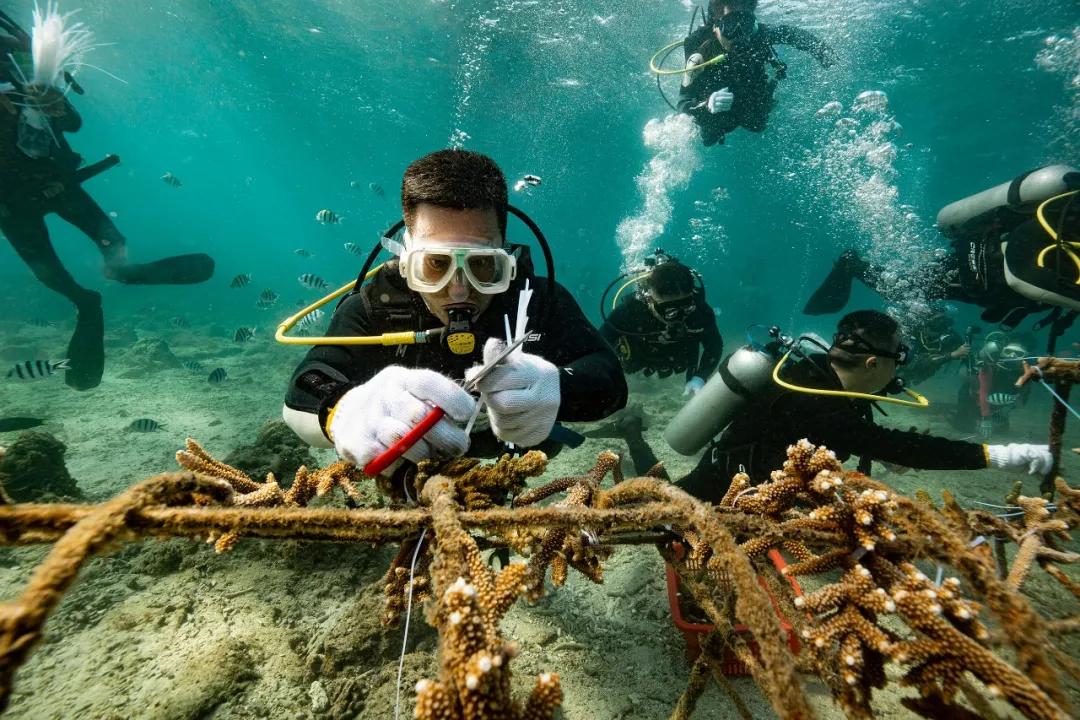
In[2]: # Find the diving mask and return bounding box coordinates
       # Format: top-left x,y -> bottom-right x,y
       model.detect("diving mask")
652,296 -> 697,323
834,332 -> 911,366
717,10 -> 757,42
398,233 -> 517,295
1000,343 -> 1027,362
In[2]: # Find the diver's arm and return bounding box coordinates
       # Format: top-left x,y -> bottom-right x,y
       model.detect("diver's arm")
766,24 -> 837,66
282,294 -> 379,446
542,282 -> 628,421
693,308 -> 723,379
810,405 -> 987,470
54,99 -> 81,133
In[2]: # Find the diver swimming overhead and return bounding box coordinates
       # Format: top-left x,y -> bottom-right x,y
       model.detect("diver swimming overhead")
663,0 -> 837,146
803,164 -> 1080,343
0,6 -> 214,391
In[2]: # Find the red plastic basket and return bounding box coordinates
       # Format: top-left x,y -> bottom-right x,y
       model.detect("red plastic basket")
665,545 -> 803,675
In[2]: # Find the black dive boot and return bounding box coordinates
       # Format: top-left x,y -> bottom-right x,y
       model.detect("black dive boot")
64,292 -> 104,391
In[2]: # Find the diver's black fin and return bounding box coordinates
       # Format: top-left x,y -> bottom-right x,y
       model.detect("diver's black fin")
803,250 -> 868,315
109,253 -> 215,285
65,295 -> 104,391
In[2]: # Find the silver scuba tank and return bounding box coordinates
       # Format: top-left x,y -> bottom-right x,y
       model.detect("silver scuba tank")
664,344 -> 777,456
936,164 -> 1079,238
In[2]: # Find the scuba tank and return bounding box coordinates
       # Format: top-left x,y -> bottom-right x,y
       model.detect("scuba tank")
664,343 -> 778,456
937,164 -> 1078,239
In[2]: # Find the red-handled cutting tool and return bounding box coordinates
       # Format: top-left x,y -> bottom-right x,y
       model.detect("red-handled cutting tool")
362,334 -> 529,476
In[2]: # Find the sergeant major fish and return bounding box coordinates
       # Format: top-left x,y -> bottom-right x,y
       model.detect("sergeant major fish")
297,308 -> 325,331
128,418 -> 164,432
315,209 -> 342,225
234,327 -> 256,343
295,248 -> 313,258
207,367 -> 228,384
229,274 -> 252,289
7,359 -> 70,381
161,172 -> 182,188
299,273 -> 329,290
343,242 -> 363,256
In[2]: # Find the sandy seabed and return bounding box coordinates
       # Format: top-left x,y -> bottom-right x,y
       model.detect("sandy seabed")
1,306 -> 1078,719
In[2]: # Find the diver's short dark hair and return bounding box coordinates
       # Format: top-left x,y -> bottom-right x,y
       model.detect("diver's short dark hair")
401,150 -> 508,237
828,310 -> 899,369
647,262 -> 695,297
709,0 -> 757,18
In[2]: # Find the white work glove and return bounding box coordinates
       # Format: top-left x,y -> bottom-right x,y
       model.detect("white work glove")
466,338 -> 561,448
707,88 -> 734,114
986,443 -> 1053,476
684,376 -> 706,397
978,417 -> 994,440
328,366 -> 476,472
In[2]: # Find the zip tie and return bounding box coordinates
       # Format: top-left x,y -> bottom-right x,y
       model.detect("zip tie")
934,565 -> 945,587
970,500 -> 1020,510
394,527 -> 429,720
968,535 -> 988,549
732,486 -> 759,505
847,547 -> 869,563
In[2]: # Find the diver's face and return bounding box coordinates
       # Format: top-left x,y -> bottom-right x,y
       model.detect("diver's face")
848,331 -> 901,394
407,204 -> 502,325
714,3 -> 754,48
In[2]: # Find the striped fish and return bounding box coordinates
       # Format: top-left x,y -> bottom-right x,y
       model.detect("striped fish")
234,327 -> 256,343
207,367 -> 228,384
7,359 -> 70,380
182,360 -> 204,372
229,273 -> 252,289
128,418 -> 164,432
26,318 -> 57,328
161,172 -> 182,188
343,242 -> 364,256
170,316 -> 190,329
294,248 -> 313,258
299,273 -> 329,290
315,208 -> 341,225
988,392 -> 1017,408
297,308 -> 325,331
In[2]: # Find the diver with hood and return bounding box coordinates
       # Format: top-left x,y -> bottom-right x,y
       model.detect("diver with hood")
678,0 -> 837,146
0,9 -> 214,390
282,149 -> 627,486
619,311 -> 1051,502
598,250 -> 723,396
804,165 -> 1080,346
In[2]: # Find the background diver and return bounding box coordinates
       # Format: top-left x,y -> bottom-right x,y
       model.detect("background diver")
0,10 -> 214,390
283,149 -> 628,486
619,311 -> 1052,502
678,0 -> 837,146
804,164 -> 1080,344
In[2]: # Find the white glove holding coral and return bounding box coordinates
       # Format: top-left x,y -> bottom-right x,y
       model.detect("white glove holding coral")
986,443 -> 1053,475
329,366 -> 476,472
707,88 -> 734,114
466,338 -> 561,447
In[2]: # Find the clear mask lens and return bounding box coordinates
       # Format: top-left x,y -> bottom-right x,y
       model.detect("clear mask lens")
403,246 -> 515,295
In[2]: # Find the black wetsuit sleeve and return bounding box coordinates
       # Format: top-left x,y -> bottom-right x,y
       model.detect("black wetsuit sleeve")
765,24 -> 836,66
797,398 -> 988,470
692,306 -> 723,380
284,293 -> 377,415
678,27 -> 716,116
540,281 -> 628,421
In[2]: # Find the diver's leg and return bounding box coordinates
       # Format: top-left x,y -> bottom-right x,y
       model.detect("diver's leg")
673,445 -> 733,503
803,249 -> 875,315
54,186 -> 215,285
0,207 -> 104,390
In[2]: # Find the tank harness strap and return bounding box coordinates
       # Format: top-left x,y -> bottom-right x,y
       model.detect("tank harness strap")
1006,168 -> 1038,208
719,360 -> 755,399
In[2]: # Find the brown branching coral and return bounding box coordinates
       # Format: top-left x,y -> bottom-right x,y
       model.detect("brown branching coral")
0,435 -> 1077,720
175,438 -> 367,550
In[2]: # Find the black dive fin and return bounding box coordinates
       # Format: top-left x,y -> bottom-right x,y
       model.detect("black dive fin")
110,253 -> 215,285
803,251 -> 867,315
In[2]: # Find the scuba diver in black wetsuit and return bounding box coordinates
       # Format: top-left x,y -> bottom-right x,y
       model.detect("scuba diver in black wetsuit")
598,250 -> 723,395
653,311 -> 1052,502
283,150 -> 627,491
678,0 -> 836,146
900,308 -> 970,386
0,11 -> 214,391
804,165 -> 1080,345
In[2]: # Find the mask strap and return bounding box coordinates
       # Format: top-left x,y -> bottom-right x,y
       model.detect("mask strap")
382,231 -> 406,257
